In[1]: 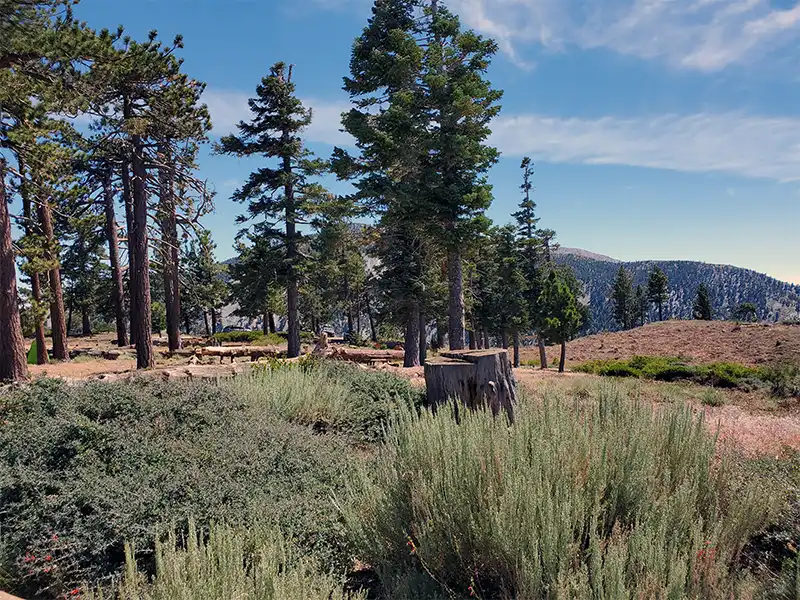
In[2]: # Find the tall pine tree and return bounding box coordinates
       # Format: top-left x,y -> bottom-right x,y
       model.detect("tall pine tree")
216,62 -> 328,358
647,266 -> 669,322
611,265 -> 635,330
693,283 -> 712,321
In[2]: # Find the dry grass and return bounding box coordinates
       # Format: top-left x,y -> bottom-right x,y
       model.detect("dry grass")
521,321 -> 800,368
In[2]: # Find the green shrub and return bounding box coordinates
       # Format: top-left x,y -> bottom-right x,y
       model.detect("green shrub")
575,356 -> 765,391
87,521 -> 364,600
342,384 -> 771,599
211,330 -> 263,344
700,389 -> 725,407
236,359 -> 425,442
761,364 -> 800,399
0,377 -> 360,597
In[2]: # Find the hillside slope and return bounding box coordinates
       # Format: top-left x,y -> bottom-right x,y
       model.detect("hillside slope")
521,320 -> 800,367
555,253 -> 800,333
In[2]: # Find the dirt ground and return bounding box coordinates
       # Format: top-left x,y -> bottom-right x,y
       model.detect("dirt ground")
521,320 -> 800,367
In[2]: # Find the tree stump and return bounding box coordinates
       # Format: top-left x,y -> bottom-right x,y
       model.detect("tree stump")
424,349 -> 517,422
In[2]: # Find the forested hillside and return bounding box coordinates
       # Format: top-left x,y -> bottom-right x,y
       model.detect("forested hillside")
556,251 -> 800,332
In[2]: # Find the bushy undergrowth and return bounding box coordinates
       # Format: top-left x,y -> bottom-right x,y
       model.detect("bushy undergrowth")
342,383 -> 772,599
232,360 -> 425,442
0,374 -> 362,597
574,355 -> 768,390
211,330 -> 267,344
87,521 -> 365,600
761,364 -> 800,400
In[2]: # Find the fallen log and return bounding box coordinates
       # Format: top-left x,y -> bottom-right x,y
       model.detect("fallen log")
327,346 -> 405,363
199,346 -> 284,363
425,349 -> 517,422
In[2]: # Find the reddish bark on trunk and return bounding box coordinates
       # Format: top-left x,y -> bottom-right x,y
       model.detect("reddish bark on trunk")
129,132 -> 154,369
103,169 -> 128,347
37,195 -> 68,361
0,161 -> 29,382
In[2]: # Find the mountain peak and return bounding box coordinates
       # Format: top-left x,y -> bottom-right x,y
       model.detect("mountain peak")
555,247 -> 620,263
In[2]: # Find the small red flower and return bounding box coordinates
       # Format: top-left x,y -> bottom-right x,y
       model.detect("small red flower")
469,585 -> 476,597
51,534 -> 59,542
45,555 -> 52,561
69,588 -> 81,596
23,553 -> 35,563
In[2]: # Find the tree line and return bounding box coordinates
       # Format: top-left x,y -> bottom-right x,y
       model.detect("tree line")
1,0 -> 590,383
610,264 -> 760,331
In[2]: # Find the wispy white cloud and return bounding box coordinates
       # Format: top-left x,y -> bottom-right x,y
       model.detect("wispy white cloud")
490,111 -> 800,181
448,0 -> 800,71
204,88 -> 800,181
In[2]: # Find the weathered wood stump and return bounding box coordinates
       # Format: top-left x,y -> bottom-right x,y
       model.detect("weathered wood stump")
424,349 -> 517,421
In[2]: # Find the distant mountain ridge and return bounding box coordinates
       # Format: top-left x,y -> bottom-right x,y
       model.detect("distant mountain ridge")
555,250 -> 800,333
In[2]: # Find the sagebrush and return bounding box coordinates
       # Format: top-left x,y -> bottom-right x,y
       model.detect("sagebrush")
342,382 -> 773,599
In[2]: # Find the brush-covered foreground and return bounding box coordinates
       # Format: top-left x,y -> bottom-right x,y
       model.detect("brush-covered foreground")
0,362 -> 797,599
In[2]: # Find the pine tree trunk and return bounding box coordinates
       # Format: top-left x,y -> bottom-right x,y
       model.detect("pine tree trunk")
19,162 -> 47,365
559,340 -> 567,373
37,196 -> 68,361
419,312 -> 427,365
82,306 -> 91,336
347,311 -> 354,337
404,303 -> 421,368
538,335 -> 548,370
483,329 -> 489,350
203,311 -> 210,337
475,329 -> 483,350
121,159 -> 138,347
513,330 -> 520,368
281,114 -> 302,358
263,312 -> 270,335
211,307 -> 218,335
469,329 -> 477,350
103,170 -> 128,347
501,330 -> 509,350
67,297 -> 73,335
129,124 -> 154,369
184,313 -> 192,335
158,144 -> 181,352
366,294 -> 377,342
447,249 -> 465,350
269,312 -> 276,334
0,161 -> 29,382
31,273 -> 48,365
436,320 -> 446,350
658,302 -> 663,322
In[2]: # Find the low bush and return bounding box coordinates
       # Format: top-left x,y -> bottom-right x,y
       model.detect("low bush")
575,356 -> 765,390
700,389 -> 725,407
342,384 -> 772,599
0,376 -> 361,597
87,521 -> 364,600
761,364 -> 800,399
210,330 -> 263,344
235,359 -> 425,442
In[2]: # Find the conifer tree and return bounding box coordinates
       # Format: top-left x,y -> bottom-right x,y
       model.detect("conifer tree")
492,225 -> 527,366
693,283 -> 712,321
539,269 -> 585,373
633,284 -> 648,327
647,266 -> 669,321
333,0 -> 430,365
611,265 -> 635,330
513,156 -> 549,367
422,0 -> 503,350
216,63 -> 327,358
181,230 -> 228,335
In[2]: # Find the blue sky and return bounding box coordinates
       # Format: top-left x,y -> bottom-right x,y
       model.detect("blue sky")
72,0 -> 800,283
